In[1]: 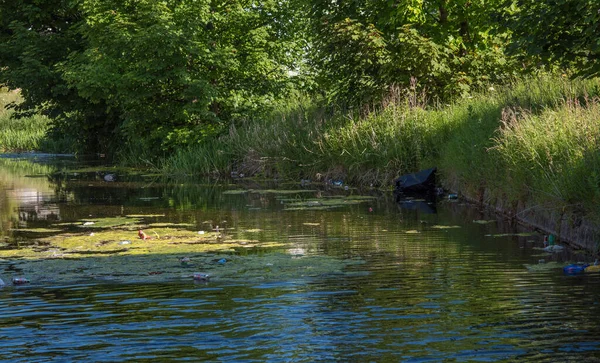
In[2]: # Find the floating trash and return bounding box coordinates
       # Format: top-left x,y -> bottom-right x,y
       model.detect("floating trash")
448,193 -> 458,200
193,273 -> 210,281
544,245 -> 565,253
198,231 -> 205,235
119,240 -> 131,245
180,257 -> 191,265
83,221 -> 95,226
217,258 -> 227,264
586,265 -> 600,273
564,264 -> 588,275
12,277 -> 30,285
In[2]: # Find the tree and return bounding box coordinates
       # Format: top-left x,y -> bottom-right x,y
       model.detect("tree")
0,0 -> 303,157
298,0 -> 516,105
504,0 -> 600,77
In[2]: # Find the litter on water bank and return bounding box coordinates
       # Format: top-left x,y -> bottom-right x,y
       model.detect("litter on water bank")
564,264 -> 589,275
12,277 -> 30,285
586,265 -> 600,273
193,273 -> 210,281
543,245 -> 565,253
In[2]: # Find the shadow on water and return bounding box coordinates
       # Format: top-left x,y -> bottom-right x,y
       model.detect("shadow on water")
0,154 -> 599,362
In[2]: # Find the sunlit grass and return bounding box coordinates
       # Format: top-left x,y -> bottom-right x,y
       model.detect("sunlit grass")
0,89 -> 51,152
0,88 -> 76,153
161,75 -> 600,222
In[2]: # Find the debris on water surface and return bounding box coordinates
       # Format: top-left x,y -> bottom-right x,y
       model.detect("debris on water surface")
103,174 -> 116,182
193,273 -> 210,281
543,245 -> 565,253
564,264 -> 588,275
138,230 -> 151,240
586,265 -> 600,273
83,221 -> 95,226
12,277 -> 30,285
119,240 -> 131,245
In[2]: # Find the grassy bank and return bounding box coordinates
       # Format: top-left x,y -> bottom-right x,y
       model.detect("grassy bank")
161,75 -> 600,222
0,88 -> 72,153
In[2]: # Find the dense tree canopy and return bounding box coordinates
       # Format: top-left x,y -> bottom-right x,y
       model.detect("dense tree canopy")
0,0 -> 597,157
301,0 -> 516,104
0,0 -> 303,156
504,0 -> 600,77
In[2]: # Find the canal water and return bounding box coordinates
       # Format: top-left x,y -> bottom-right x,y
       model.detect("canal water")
0,155 -> 599,362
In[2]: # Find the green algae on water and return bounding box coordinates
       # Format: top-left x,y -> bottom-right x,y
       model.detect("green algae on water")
0,251 -> 365,285
0,226 -> 289,260
485,232 -> 538,238
284,196 -> 375,211
223,189 -> 317,196
74,216 -> 143,229
524,261 -> 565,272
430,225 -> 461,229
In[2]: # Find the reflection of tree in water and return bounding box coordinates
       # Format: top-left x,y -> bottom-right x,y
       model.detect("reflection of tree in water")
0,183 -> 16,235
0,158 -> 59,236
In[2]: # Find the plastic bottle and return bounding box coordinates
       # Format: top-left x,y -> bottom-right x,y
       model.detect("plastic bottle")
193,273 -> 210,281
12,277 -> 30,285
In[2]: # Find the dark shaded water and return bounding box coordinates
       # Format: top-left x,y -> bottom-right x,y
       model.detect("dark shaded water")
0,155 -> 599,362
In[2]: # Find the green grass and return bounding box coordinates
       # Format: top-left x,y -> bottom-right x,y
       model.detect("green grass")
0,89 -> 50,152
160,74 -> 600,222
0,88 -> 74,153
438,75 -> 600,220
